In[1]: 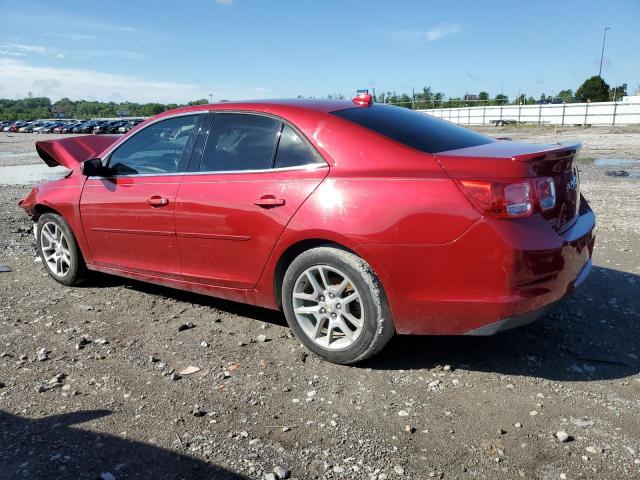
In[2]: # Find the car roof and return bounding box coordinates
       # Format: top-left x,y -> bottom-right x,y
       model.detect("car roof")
157,98 -> 356,118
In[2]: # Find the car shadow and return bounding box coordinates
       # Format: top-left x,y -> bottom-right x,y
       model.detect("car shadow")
363,266 -> 640,382
79,273 -> 287,327
80,266 -> 639,382
0,409 -> 248,480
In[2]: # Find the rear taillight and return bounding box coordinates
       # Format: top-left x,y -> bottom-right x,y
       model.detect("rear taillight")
534,177 -> 556,211
456,177 -> 555,219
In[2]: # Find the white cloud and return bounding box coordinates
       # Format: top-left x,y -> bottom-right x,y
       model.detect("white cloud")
0,42 -> 145,61
423,24 -> 461,41
1,4 -> 140,34
76,50 -> 147,60
48,33 -> 98,42
392,24 -> 462,44
0,57 -> 203,103
0,42 -> 51,55
0,49 -> 26,57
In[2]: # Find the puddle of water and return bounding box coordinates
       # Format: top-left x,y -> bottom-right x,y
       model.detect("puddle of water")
0,164 -> 70,185
594,158 -> 640,167
0,152 -> 33,158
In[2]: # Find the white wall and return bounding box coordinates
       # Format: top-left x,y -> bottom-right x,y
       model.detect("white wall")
419,101 -> 640,126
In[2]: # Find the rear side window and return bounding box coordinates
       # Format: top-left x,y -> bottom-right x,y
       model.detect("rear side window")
331,104 -> 494,153
274,125 -> 322,168
200,113 -> 281,172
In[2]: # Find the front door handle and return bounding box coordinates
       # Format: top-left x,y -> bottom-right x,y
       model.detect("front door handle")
147,196 -> 169,207
254,195 -> 285,208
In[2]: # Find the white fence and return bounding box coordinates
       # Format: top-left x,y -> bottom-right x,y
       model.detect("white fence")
419,101 -> 640,126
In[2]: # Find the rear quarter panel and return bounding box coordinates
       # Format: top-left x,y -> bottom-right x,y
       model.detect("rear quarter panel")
254,172 -> 480,313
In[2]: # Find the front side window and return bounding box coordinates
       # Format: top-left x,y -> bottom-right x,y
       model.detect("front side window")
274,125 -> 322,168
199,113 -> 281,172
107,114 -> 200,175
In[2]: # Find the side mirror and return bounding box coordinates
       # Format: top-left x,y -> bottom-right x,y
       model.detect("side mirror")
81,158 -> 108,177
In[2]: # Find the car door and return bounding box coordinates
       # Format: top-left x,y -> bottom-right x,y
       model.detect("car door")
175,112 -> 328,289
80,113 -> 204,278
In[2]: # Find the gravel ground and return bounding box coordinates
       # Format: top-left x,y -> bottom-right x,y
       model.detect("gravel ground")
1,128 -> 639,480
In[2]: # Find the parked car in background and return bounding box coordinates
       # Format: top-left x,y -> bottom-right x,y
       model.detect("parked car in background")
9,122 -> 28,132
73,121 -> 94,133
104,121 -> 127,134
92,121 -> 117,134
19,98 -> 595,364
4,122 -> 19,132
40,122 -> 65,134
26,121 -> 48,133
62,123 -> 81,134
17,122 -> 35,133
33,122 -> 54,133
117,119 -> 144,133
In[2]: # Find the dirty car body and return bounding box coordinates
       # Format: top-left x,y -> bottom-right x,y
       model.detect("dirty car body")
20,99 -> 595,361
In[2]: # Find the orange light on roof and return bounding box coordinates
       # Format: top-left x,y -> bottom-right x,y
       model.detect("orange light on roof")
352,89 -> 372,106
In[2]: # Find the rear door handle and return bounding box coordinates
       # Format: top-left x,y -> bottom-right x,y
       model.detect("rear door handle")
147,196 -> 169,207
254,195 -> 285,208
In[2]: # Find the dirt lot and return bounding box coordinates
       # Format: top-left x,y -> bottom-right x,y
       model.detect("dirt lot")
1,127 -> 639,480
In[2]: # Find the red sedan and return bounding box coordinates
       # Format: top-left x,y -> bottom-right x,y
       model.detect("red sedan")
20,97 -> 595,364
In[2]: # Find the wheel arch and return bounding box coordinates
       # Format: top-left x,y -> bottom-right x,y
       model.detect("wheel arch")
32,203 -> 93,265
272,238 -> 359,309
33,203 -> 62,220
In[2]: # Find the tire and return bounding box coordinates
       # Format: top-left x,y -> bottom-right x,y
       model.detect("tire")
282,246 -> 395,364
36,213 -> 86,286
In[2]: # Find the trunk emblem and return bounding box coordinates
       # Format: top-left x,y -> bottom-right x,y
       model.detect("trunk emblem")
569,169 -> 578,190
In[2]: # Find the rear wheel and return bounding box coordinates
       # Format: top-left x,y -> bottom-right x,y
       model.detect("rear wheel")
282,246 -> 394,364
37,213 -> 86,286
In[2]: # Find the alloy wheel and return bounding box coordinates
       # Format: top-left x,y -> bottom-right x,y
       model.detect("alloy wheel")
40,222 -> 72,278
292,265 -> 364,350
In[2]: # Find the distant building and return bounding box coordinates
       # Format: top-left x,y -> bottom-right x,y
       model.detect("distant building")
621,95 -> 640,103
463,94 -> 478,101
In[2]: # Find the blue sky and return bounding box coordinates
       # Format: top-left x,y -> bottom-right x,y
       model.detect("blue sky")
0,0 -> 638,103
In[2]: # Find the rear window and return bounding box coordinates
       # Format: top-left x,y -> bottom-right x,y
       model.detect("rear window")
331,104 -> 494,154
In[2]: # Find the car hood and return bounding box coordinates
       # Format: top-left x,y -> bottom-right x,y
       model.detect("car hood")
35,135 -> 120,169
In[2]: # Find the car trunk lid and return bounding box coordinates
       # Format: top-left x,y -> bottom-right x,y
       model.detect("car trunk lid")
436,140 -> 582,232
35,135 -> 120,169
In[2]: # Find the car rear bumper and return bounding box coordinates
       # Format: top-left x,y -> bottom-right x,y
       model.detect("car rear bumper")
358,203 -> 596,335
464,258 -> 591,335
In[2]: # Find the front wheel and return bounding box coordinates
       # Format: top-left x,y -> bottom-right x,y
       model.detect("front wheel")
36,213 -> 86,286
282,246 -> 395,364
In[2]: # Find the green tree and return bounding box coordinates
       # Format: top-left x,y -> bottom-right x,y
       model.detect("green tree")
494,94 -> 509,105
478,91 -> 489,101
576,76 -> 610,102
139,103 -> 166,116
610,83 -> 627,101
414,87 -> 434,109
557,89 -> 574,102
52,97 -> 76,118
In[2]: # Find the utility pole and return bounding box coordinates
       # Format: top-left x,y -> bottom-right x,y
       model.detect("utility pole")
598,27 -> 611,77
412,87 -> 415,109
208,93 -> 213,104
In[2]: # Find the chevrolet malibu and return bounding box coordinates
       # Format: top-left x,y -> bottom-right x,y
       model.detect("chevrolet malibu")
19,97 -> 595,364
